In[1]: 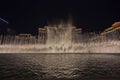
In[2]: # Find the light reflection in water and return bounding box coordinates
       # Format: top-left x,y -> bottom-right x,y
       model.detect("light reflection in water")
0,53 -> 118,79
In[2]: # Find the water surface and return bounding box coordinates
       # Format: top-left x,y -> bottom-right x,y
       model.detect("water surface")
0,53 -> 120,80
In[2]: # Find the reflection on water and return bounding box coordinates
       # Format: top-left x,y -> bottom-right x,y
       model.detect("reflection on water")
0,53 -> 120,80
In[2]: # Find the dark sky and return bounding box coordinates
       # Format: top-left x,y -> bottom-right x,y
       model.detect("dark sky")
0,0 -> 120,34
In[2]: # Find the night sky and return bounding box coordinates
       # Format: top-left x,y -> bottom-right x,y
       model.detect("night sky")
1,0 -> 120,34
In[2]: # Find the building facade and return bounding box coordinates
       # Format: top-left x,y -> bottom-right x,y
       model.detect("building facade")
15,34 -> 36,44
38,24 -> 82,44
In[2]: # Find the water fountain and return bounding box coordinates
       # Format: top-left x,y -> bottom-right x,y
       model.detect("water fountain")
0,21 -> 120,53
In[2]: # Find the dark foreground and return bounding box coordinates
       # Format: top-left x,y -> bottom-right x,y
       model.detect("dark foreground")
0,53 -> 120,80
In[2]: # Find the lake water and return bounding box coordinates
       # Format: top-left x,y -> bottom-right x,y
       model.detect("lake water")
0,53 -> 120,80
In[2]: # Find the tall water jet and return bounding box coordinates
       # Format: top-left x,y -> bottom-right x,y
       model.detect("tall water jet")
0,21 -> 120,53
46,22 -> 73,52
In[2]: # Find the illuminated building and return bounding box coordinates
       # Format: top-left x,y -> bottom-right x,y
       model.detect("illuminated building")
15,34 -> 36,44
38,27 -> 47,44
91,21 -> 120,40
38,24 -> 82,44
100,22 -> 120,40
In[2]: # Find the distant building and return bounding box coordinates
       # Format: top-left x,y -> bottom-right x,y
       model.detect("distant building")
38,27 -> 47,44
15,34 -> 36,44
112,22 -> 120,28
100,22 -> 120,39
90,21 -> 120,41
38,24 -> 82,44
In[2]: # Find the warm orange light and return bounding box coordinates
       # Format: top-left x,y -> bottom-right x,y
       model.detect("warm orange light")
112,22 -> 120,28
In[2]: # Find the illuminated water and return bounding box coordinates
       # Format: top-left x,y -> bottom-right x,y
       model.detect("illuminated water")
0,39 -> 120,53
0,22 -> 120,53
0,53 -> 120,80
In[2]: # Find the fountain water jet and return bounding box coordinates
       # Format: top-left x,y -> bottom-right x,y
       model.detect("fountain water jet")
0,21 -> 120,53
